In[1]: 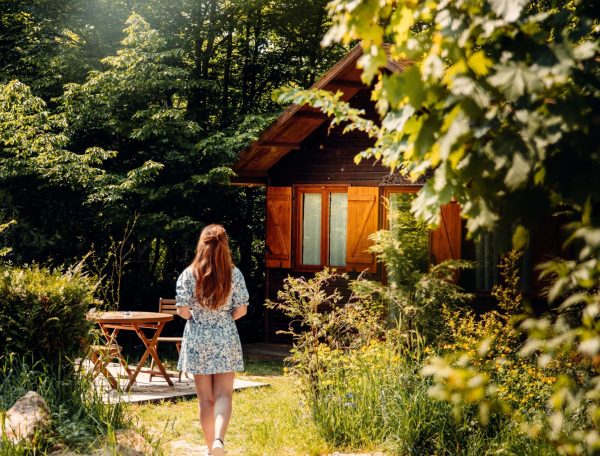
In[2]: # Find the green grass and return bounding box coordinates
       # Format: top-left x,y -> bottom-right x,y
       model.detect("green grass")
0,354 -> 148,455
130,358 -> 332,456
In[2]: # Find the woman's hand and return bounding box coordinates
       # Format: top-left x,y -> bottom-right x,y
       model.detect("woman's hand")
177,305 -> 193,320
231,305 -> 248,321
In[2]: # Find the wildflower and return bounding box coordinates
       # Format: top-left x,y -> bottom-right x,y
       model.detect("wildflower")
343,402 -> 356,408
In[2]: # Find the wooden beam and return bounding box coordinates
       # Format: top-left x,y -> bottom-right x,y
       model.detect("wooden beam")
294,111 -> 328,120
328,79 -> 366,89
261,141 -> 301,149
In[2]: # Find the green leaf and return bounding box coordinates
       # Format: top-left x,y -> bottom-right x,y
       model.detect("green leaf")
488,63 -> 543,99
573,41 -> 598,60
504,152 -> 531,189
489,0 -> 527,22
512,225 -> 529,250
467,51 -> 492,76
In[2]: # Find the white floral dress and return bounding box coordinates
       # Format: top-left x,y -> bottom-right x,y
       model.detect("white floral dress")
175,266 -> 249,375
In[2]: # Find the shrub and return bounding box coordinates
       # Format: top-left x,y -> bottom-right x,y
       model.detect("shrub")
436,250 -> 558,413
423,250 -> 585,450
353,192 -> 473,344
266,268 -> 386,392
0,262 -> 98,365
302,336 -> 557,455
269,268 -> 555,454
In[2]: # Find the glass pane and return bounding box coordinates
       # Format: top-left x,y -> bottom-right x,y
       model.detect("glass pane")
388,192 -> 413,230
475,227 -> 511,291
475,232 -> 494,291
329,193 -> 348,267
389,193 -> 401,229
302,193 -> 322,265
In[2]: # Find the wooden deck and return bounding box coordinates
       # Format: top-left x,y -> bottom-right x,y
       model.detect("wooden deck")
83,360 -> 268,404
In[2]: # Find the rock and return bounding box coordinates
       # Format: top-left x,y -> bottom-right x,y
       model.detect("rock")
2,391 -> 52,444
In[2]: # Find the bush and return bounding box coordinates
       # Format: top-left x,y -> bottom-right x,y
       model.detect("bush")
269,269 -> 555,454
436,250 -> 558,413
0,263 -> 97,365
353,193 -> 473,344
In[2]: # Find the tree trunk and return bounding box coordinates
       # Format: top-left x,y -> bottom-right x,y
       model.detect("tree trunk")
241,19 -> 251,114
220,18 -> 234,127
248,11 -> 263,112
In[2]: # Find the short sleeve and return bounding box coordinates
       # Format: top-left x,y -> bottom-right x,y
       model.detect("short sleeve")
175,268 -> 196,307
231,267 -> 249,309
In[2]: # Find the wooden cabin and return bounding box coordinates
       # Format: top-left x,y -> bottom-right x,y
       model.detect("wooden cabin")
232,46 -> 466,342
232,46 -> 557,342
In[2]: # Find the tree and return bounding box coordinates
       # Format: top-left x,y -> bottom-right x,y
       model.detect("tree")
0,79 -> 160,261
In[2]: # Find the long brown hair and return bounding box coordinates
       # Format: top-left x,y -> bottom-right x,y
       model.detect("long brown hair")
191,224 -> 233,310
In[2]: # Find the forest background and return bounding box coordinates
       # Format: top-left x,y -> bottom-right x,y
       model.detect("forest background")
0,0 -> 346,340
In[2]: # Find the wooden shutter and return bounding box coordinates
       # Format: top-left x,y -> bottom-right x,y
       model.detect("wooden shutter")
265,187 -> 292,268
346,187 -> 379,273
430,202 -> 462,264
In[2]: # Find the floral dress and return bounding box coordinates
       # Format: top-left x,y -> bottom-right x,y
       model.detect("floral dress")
175,266 -> 249,375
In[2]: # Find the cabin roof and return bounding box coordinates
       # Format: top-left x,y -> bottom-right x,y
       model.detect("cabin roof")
232,45 -> 411,184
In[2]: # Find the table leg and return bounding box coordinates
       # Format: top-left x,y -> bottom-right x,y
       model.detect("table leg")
98,325 -> 134,387
126,322 -> 174,391
90,350 -> 119,389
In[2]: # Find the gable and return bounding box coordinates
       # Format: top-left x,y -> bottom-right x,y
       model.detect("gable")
232,45 -> 411,184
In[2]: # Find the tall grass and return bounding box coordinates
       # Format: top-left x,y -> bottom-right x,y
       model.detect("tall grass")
307,339 -> 558,455
0,354 -> 131,453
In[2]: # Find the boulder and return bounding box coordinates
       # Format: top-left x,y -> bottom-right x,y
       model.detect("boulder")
2,391 -> 52,444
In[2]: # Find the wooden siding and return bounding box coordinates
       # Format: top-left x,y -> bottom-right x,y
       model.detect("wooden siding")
264,268 -> 376,343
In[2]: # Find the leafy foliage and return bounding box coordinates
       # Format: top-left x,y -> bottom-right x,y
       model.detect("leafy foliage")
266,268 -> 386,389
353,193 -> 473,342
424,251 -> 562,422
278,0 -> 599,236
0,0 -> 348,325
0,262 -> 97,365
273,1 -> 600,453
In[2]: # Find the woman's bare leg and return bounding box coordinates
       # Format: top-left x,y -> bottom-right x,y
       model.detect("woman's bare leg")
212,372 -> 235,442
194,374 -> 215,450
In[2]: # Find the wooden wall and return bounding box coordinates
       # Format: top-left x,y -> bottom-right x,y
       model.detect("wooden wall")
268,90 -> 390,186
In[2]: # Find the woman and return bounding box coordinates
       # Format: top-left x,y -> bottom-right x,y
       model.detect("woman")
175,224 -> 249,456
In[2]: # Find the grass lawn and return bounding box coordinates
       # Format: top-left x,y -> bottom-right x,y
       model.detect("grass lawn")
129,359 -> 334,456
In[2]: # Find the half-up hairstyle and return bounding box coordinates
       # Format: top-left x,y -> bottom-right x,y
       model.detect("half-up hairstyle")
191,224 -> 233,310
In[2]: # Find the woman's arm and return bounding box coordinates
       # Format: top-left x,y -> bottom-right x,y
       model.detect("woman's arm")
231,305 -> 248,321
177,305 -> 193,320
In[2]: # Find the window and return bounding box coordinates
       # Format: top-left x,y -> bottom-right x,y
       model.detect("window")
296,187 -> 348,269
383,187 -> 421,230
462,223 -> 533,293
383,188 -> 430,275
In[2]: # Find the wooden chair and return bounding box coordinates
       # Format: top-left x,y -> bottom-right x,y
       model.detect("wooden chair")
149,298 -> 185,382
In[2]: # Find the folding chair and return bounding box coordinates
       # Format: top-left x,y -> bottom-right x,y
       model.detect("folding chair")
149,298 -> 185,382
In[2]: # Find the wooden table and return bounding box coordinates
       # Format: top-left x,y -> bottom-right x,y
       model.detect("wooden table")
88,311 -> 175,391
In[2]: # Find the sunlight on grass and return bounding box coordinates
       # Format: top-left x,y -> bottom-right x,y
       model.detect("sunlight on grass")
130,360 -> 330,456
